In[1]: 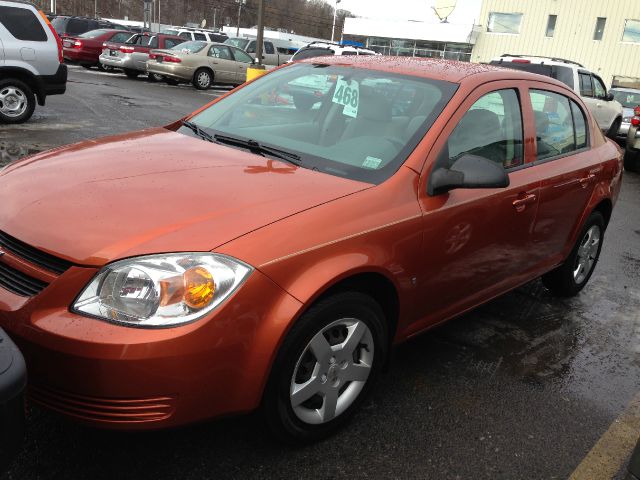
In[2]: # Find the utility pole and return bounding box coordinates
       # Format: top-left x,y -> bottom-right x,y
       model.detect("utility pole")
255,0 -> 264,66
331,0 -> 341,42
94,0 -> 97,18
213,8 -> 217,29
50,0 -> 56,14
235,0 -> 246,37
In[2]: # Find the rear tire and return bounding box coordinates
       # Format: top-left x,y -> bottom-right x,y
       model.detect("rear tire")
0,79 -> 36,124
262,292 -> 388,443
606,117 -> 622,140
542,211 -> 605,297
147,72 -> 165,82
192,68 -> 212,90
124,69 -> 139,79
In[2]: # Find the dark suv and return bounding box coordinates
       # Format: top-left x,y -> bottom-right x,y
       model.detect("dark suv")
0,0 -> 67,123
51,15 -> 125,38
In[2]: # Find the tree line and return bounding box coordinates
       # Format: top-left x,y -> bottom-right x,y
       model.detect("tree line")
33,0 -> 352,39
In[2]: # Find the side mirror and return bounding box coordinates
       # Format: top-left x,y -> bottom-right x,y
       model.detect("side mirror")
428,154 -> 510,196
606,92 -> 615,101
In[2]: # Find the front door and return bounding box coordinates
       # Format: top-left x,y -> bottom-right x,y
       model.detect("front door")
416,84 -> 541,326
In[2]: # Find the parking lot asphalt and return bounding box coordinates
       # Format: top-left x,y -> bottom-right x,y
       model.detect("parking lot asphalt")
2,66 -> 640,480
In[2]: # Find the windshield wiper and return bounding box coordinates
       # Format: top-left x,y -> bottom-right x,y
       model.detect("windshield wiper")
182,120 -> 215,143
213,134 -> 302,165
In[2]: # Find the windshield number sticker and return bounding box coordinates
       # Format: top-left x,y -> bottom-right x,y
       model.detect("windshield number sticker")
332,77 -> 359,118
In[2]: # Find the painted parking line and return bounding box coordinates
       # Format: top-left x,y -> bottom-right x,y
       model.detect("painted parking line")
569,392 -> 640,479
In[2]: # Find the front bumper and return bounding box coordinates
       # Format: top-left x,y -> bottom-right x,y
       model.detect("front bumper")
0,328 -> 26,469
0,265 -> 301,430
147,62 -> 195,82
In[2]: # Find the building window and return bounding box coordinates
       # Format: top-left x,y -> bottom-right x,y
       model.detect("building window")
546,15 -> 557,37
622,19 -> 640,43
487,12 -> 523,34
593,17 -> 606,40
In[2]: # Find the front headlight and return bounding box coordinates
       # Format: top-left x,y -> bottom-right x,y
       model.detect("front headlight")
72,253 -> 253,328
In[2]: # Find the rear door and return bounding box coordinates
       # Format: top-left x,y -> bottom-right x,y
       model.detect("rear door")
416,81 -> 541,324
525,85 -> 600,269
578,71 -> 604,130
207,45 -> 236,83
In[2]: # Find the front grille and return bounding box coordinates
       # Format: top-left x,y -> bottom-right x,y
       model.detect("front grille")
0,230 -> 72,275
0,262 -> 48,297
30,385 -> 177,424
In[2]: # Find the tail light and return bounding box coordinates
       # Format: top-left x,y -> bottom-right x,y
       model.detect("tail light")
632,117 -> 640,127
38,10 -> 63,63
163,56 -> 182,63
148,53 -> 157,60
120,46 -> 135,53
73,40 -> 83,48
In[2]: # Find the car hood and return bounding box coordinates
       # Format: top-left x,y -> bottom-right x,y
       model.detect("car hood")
0,128 -> 371,266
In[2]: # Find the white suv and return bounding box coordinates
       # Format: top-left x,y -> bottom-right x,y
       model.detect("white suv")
491,55 -> 623,138
290,41 -> 379,62
0,0 -> 66,123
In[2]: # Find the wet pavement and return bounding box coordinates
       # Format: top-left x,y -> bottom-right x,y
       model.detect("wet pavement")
1,67 -> 640,479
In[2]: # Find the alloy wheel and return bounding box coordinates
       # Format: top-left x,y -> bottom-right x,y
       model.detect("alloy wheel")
573,224 -> 601,284
0,87 -> 27,118
290,318 -> 374,425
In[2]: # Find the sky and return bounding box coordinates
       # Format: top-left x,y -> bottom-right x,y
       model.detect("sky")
335,0 -> 483,25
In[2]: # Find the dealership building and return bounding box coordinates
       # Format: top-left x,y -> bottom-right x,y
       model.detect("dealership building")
342,0 -> 640,87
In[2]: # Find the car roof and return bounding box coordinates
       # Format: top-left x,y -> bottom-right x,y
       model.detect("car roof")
295,56 -> 573,87
494,55 -> 584,68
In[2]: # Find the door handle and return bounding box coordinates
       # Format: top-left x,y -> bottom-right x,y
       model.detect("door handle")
512,193 -> 537,212
579,174 -> 596,187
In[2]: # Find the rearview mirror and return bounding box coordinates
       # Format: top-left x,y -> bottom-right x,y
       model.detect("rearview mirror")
428,154 -> 510,196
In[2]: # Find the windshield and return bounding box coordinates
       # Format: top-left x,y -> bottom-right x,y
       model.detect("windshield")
224,38 -> 250,49
78,29 -> 109,38
611,89 -> 640,109
171,41 -> 207,53
181,63 -> 457,184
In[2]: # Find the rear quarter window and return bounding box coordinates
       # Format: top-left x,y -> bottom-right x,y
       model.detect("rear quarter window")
0,6 -> 47,41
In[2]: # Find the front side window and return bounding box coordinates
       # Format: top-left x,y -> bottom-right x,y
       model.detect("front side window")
571,102 -> 588,149
246,41 -> 256,54
183,64 -> 457,184
593,76 -> 607,99
622,19 -> 640,43
0,6 -> 47,41
530,90 -> 584,160
546,14 -> 557,37
443,89 -> 523,169
231,48 -> 254,63
487,12 -> 523,34
579,73 -> 594,97
594,17 -> 606,40
265,42 -> 275,54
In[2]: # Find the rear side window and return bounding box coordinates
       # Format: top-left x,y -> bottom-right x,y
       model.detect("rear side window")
193,33 -> 206,41
0,6 -> 47,41
444,89 -> 524,169
179,32 -> 192,40
530,90 -> 586,160
579,73 -> 594,97
110,32 -> 131,43
246,41 -> 256,54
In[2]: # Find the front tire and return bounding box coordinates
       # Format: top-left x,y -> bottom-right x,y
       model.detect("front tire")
192,68 -> 213,90
124,69 -> 139,79
0,79 -> 36,124
542,211 -> 605,297
262,292 -> 388,443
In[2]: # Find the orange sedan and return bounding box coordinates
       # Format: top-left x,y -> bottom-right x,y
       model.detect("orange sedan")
0,57 -> 623,442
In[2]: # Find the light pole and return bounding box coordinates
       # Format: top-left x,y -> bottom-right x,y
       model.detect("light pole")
236,0 -> 246,37
331,0 -> 341,42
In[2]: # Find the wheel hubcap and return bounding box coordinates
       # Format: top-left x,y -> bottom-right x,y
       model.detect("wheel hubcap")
573,225 -> 601,284
198,73 -> 210,87
290,318 -> 374,425
0,87 -> 27,117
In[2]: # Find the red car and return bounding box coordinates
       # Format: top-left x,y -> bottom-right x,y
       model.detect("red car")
63,29 -> 133,70
0,57 -> 623,442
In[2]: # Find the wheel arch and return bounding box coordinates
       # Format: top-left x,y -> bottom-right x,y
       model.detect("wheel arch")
0,67 -> 44,105
192,66 -> 214,82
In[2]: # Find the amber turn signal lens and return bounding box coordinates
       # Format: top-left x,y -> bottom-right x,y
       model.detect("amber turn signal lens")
183,266 -> 216,309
